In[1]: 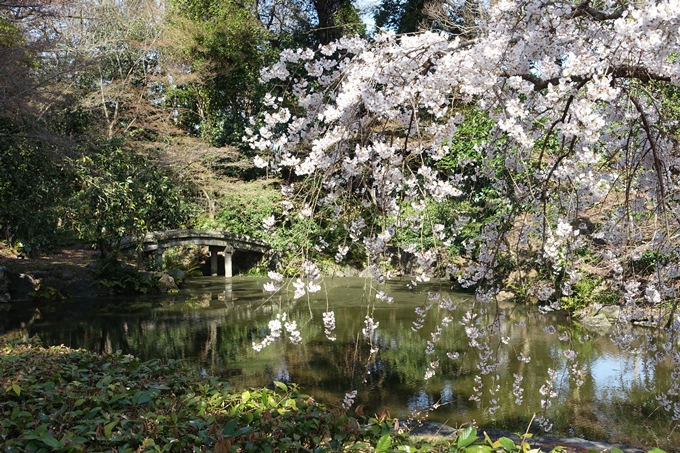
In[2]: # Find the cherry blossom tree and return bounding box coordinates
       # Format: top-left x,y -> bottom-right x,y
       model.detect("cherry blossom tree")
252,0 -> 680,298
248,0 -> 680,428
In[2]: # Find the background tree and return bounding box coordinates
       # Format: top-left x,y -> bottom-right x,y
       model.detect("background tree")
0,0 -> 78,249
374,0 -> 483,35
312,0 -> 364,44
164,0 -> 268,148
56,0 -> 168,141
374,0 -> 427,33
0,0 -> 199,253
421,0 -> 483,35
67,143 -> 196,257
257,0 -> 317,46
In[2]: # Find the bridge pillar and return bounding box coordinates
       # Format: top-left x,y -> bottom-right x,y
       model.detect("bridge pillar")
155,246 -> 164,269
224,245 -> 234,278
209,246 -> 219,276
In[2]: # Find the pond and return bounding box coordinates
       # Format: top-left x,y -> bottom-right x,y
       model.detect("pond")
2,276 -> 677,449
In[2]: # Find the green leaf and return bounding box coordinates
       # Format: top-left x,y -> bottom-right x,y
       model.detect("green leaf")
39,431 -> 61,448
273,381 -> 288,391
498,437 -> 516,452
24,424 -> 49,440
133,390 -> 154,405
11,383 -> 20,396
610,449 -> 624,453
104,420 -> 118,438
85,406 -> 102,419
457,426 -> 478,449
376,434 -> 392,452
647,449 -> 668,453
464,446 -> 492,453
222,418 -> 238,436
97,375 -> 113,388
241,390 -> 251,403
235,426 -> 252,437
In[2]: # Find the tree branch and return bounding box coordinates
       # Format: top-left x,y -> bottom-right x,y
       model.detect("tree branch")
567,0 -> 625,21
630,94 -> 669,220
516,65 -> 672,91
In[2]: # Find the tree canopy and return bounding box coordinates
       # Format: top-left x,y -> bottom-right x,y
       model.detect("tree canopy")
0,0 -> 367,252
251,0 -> 680,324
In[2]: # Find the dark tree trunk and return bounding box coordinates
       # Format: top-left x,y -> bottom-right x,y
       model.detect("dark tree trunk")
313,0 -> 343,44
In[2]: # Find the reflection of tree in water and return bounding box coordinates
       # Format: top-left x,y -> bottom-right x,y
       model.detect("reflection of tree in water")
271,363 -> 291,383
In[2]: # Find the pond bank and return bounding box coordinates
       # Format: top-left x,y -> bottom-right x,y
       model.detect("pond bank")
0,244 -> 190,305
410,422 -> 646,453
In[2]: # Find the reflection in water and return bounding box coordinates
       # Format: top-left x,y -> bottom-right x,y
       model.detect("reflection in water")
1,277 -> 677,447
272,364 -> 291,383
440,382 -> 454,405
590,353 -> 651,395
407,389 -> 435,412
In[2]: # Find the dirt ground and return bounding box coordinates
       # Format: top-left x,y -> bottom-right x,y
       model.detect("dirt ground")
0,243 -> 96,274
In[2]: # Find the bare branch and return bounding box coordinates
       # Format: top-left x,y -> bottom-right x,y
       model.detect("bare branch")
630,94 -> 669,219
421,0 -> 483,36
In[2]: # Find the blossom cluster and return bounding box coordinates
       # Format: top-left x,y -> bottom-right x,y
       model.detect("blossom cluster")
252,313 -> 303,351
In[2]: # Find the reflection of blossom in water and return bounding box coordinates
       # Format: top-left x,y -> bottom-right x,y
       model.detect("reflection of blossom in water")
323,311 -> 336,341
407,389 -> 434,412
342,390 -> 357,410
363,315 -> 379,340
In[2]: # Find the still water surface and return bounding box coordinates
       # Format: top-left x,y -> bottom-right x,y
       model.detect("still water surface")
3,277 -> 675,447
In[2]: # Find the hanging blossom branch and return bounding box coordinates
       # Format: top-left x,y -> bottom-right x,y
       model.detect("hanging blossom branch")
252,313 -> 303,351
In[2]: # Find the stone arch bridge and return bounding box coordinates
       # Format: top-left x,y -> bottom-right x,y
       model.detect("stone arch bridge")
122,230 -> 269,277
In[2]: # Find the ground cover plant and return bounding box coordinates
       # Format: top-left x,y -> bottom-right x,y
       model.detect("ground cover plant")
0,337 -> 406,452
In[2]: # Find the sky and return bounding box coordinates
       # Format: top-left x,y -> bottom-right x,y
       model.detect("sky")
356,0 -> 380,32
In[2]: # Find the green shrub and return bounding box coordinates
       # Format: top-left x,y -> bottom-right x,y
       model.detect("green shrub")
198,181 -> 280,241
560,276 -> 618,311
94,257 -> 157,294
